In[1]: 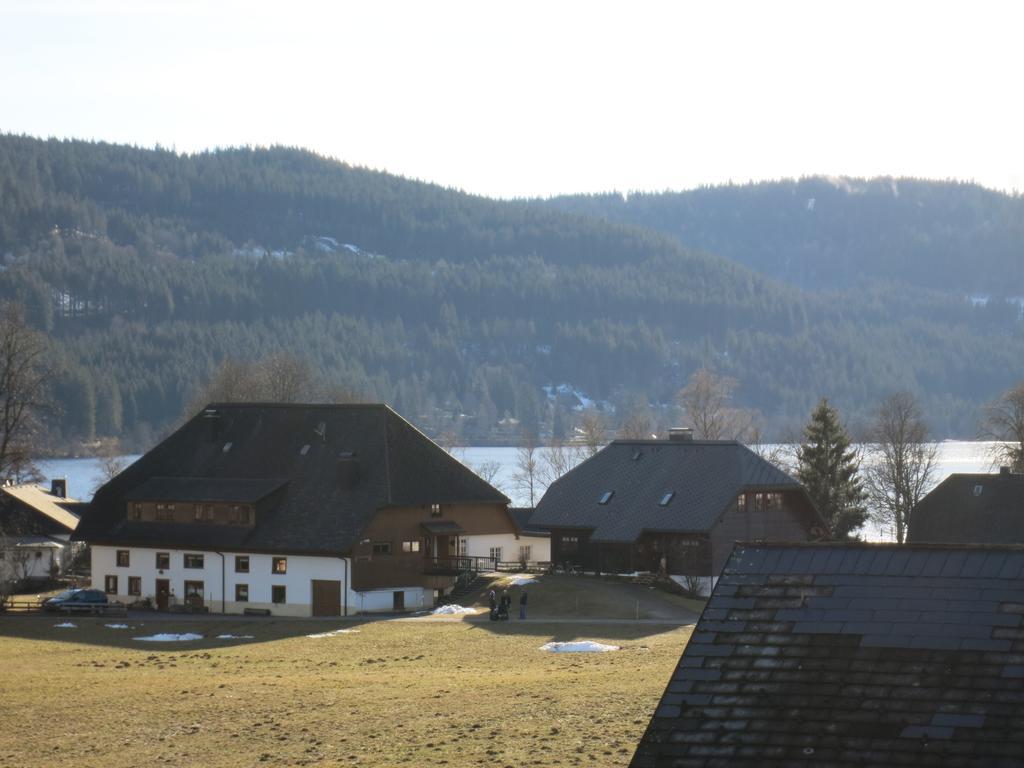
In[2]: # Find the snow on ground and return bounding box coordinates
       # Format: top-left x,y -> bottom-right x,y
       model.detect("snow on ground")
539,641 -> 620,653
133,633 -> 204,642
306,628 -> 360,638
432,604 -> 478,615
215,634 -> 254,640
53,622 -> 76,628
104,624 -> 129,629
505,575 -> 538,586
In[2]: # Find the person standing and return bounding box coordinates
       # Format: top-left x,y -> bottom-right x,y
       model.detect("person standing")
519,589 -> 528,620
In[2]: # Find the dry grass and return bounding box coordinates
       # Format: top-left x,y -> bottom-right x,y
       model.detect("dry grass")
0,615 -> 691,768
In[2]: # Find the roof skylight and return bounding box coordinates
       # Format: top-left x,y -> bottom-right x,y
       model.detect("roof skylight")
222,442 -> 233,453
300,444 -> 310,456
599,491 -> 614,505
659,492 -> 675,506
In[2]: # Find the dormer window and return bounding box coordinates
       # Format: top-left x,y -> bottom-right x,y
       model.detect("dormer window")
737,493 -> 747,513
222,442 -> 233,453
973,484 -> 984,496
194,504 -> 215,522
130,503 -> 142,521
659,492 -> 675,507
229,505 -> 251,524
599,491 -> 614,505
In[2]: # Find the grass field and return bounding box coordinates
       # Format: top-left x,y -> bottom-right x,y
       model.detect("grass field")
0,614 -> 692,768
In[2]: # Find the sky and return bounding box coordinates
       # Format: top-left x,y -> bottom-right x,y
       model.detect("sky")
2,0 -> 1023,199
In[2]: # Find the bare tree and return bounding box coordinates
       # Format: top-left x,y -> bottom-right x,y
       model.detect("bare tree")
577,410 -> 606,457
676,368 -> 757,441
618,409 -> 654,440
511,431 -> 540,507
259,353 -> 316,403
863,392 -> 938,544
540,437 -> 583,488
471,460 -> 504,493
980,381 -> 1024,473
0,531 -> 34,605
0,303 -> 51,483
91,439 -> 129,494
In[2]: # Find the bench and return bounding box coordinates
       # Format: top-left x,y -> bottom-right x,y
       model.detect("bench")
243,607 -> 271,617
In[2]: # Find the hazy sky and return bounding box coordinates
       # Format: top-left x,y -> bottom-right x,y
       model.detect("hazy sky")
3,0 -> 1022,199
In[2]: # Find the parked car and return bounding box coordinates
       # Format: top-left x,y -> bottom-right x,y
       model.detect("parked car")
42,588 -> 109,613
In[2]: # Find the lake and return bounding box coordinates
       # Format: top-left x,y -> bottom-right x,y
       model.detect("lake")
39,441 -> 999,541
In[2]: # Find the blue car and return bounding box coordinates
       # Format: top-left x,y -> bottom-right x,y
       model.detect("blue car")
42,588 -> 109,613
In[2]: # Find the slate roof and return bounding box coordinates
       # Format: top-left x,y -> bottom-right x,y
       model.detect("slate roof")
77,403 -> 508,556
530,440 -> 803,543
123,477 -> 287,504
631,542 -> 1024,768
909,470 -> 1024,544
509,507 -> 550,537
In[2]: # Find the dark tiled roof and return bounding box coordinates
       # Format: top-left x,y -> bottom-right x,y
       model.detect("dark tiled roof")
509,506 -> 550,537
631,542 -> 1024,768
123,477 -> 287,503
77,403 -> 508,555
909,471 -> 1024,544
531,440 -> 802,542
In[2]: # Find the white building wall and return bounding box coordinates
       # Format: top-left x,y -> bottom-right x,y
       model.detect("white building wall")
91,545 -> 422,616
462,533 -> 550,564
0,546 -> 58,582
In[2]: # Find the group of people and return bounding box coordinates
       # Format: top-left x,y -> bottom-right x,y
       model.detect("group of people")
488,588 -> 527,621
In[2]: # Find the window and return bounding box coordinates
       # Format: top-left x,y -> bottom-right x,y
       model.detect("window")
104,575 -> 118,594
184,553 -> 204,569
598,491 -> 614,505
659,492 -> 675,507
156,552 -> 170,569
272,585 -> 286,604
519,545 -> 532,562
155,503 -> 175,522
973,484 -> 984,496
184,580 -> 204,606
116,550 -> 130,567
430,503 -> 442,517
459,538 -> 467,556
130,503 -> 142,521
489,547 -> 503,562
272,557 -> 288,574
754,492 -> 782,513
561,535 -> 579,552
235,584 -> 249,602
372,542 -> 392,555
235,555 -> 249,573
128,577 -> 141,596
401,540 -> 421,553
229,505 -> 250,524
194,504 -> 214,522
737,493 -> 747,513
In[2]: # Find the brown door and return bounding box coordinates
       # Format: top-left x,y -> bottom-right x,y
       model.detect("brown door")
311,579 -> 341,617
392,590 -> 405,610
155,579 -> 170,611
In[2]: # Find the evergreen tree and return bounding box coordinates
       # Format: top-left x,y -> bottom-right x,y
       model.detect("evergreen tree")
796,399 -> 867,540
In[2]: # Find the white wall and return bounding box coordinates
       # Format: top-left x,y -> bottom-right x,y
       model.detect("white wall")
0,546 -> 57,582
463,532 -> 550,564
91,545 -> 426,616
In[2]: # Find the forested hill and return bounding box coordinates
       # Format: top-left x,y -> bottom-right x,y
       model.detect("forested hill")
546,178 -> 1024,296
0,135 -> 1021,450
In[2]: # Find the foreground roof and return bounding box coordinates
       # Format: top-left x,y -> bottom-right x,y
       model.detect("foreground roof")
631,542 -> 1024,767
531,440 -> 802,542
909,470 -> 1024,544
1,484 -> 81,532
78,403 -> 508,555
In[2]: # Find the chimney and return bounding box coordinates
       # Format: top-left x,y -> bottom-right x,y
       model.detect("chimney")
337,452 -> 360,489
203,408 -> 223,442
668,427 -> 694,442
50,478 -> 67,498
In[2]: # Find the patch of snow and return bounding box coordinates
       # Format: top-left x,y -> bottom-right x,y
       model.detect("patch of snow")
432,604 -> 478,615
133,633 -> 204,642
306,628 -> 360,638
540,641 -> 620,653
54,622 -> 77,628
104,623 -> 129,629
505,575 -> 538,586
215,634 -> 255,640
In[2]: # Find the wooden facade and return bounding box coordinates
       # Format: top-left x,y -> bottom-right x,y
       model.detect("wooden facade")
351,502 -> 515,591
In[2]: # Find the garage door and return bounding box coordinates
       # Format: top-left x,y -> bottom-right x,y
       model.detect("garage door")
311,579 -> 342,617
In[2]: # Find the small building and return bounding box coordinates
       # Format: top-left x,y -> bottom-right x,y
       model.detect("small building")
457,506 -> 551,567
631,542 -> 1024,767
76,403 -> 515,616
0,479 -> 84,582
529,430 -> 822,592
909,466 -> 1024,544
